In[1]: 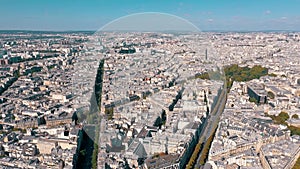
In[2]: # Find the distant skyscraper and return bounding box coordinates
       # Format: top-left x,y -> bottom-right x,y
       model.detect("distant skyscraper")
205,49 -> 208,60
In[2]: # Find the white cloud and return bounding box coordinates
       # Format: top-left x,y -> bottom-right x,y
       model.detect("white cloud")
281,16 -> 287,20
207,18 -> 214,22
264,10 -> 271,15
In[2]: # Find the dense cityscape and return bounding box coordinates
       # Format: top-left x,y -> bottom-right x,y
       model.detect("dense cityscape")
0,30 -> 299,169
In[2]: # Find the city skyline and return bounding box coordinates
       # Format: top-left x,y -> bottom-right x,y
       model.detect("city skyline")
0,1 -> 300,168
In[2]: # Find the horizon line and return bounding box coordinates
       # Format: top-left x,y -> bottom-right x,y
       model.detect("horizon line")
0,29 -> 299,33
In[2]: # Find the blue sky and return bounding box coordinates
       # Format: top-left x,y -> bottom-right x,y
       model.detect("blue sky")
1,0 -> 300,31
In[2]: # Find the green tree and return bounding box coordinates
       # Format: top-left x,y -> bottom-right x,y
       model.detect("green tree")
292,156 -> 300,169
267,91 -> 275,99
292,114 -> 299,119
288,125 -> 300,136
80,149 -> 86,156
268,73 -> 277,77
105,107 -> 114,120
278,111 -> 289,121
249,97 -> 258,103
224,64 -> 269,89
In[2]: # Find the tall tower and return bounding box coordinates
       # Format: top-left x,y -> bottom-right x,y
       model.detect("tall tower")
205,49 -> 208,60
